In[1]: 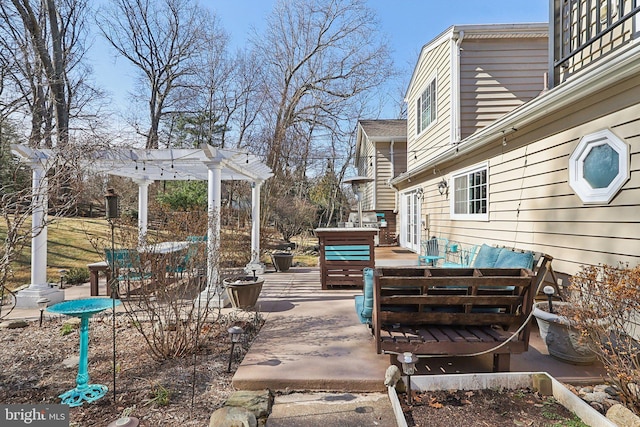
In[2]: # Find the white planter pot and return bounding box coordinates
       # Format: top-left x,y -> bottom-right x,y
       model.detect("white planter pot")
533,301 -> 597,365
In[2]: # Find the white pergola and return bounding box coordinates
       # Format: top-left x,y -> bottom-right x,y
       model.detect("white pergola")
11,143 -> 273,308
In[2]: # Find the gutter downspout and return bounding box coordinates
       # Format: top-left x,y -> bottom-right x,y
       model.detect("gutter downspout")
372,143 -> 377,210
452,30 -> 464,144
390,140 -> 398,214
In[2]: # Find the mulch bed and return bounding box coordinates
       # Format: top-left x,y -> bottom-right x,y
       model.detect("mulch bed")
0,312 -> 261,426
402,388 -> 586,427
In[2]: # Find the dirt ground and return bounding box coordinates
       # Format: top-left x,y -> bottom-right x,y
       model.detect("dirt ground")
0,312 -> 261,426
402,388 -> 587,427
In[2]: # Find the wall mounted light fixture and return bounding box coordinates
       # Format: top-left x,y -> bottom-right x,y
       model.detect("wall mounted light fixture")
437,178 -> 448,196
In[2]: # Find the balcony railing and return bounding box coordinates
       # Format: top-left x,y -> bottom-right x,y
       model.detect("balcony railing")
551,0 -> 640,86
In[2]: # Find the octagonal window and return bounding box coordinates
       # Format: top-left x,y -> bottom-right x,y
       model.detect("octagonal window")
569,129 -> 629,204
583,144 -> 619,189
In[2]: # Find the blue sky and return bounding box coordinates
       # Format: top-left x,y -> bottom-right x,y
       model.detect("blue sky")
214,1 -> 548,68
92,0 -> 549,117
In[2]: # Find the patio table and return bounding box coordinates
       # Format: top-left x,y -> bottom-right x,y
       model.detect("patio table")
141,241 -> 191,254
140,241 -> 195,280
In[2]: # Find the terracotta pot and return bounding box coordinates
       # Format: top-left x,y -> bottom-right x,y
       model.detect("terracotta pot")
223,277 -> 264,309
532,301 -> 597,365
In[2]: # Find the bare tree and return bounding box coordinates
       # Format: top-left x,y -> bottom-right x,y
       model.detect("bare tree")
216,50 -> 265,149
250,0 -> 393,178
2,0 -> 91,148
98,0 -> 225,149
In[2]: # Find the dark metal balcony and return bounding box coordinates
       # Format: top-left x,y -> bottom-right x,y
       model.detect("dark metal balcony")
551,0 -> 640,87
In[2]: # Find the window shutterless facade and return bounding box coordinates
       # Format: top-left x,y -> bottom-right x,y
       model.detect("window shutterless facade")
416,77 -> 437,134
451,163 -> 489,220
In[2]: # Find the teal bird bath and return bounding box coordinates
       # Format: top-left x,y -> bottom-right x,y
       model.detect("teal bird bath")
48,298 -> 120,407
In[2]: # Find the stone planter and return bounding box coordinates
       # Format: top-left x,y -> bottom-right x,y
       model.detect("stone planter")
271,252 -> 293,272
223,277 -> 264,309
533,301 -> 597,365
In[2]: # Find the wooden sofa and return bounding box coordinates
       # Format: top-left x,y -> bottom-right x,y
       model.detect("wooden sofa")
370,250 -> 551,372
356,246 -> 554,325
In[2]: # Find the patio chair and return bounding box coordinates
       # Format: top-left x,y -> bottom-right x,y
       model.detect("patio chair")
442,244 -> 479,268
418,237 -> 448,266
104,248 -> 151,296
167,237 -> 206,276
354,267 -> 374,325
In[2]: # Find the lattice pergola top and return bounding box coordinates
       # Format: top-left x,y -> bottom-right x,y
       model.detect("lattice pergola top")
11,144 -> 273,183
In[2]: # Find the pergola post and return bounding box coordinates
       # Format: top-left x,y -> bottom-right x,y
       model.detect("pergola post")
197,161 -> 228,307
134,179 -> 153,247
15,161 -> 63,308
245,179 -> 265,274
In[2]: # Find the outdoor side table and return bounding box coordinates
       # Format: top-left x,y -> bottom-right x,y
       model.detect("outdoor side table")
48,298 -> 121,407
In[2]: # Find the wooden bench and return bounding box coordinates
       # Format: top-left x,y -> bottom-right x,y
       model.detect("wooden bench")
372,264 -> 546,372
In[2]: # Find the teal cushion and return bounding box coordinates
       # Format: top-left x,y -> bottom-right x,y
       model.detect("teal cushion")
494,250 -> 534,269
354,295 -> 368,324
472,244 -> 503,268
355,267 -> 375,324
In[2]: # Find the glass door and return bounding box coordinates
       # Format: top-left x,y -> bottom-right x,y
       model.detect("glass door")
402,191 -> 421,252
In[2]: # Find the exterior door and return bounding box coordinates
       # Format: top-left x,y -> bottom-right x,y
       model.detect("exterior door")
402,191 -> 421,252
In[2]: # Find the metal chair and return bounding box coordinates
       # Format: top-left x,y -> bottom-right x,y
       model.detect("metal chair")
418,237 -> 449,266
104,248 -> 150,296
442,244 -> 479,268
167,237 -> 206,276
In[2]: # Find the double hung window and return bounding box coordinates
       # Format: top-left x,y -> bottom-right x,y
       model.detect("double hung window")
416,77 -> 436,134
451,164 -> 488,220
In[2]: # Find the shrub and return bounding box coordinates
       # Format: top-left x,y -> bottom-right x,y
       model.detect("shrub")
567,264 -> 640,415
271,196 -> 316,242
60,323 -> 76,336
64,267 -> 90,285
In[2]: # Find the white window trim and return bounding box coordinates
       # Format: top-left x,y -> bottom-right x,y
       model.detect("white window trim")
450,162 -> 489,221
568,129 -> 629,204
416,73 -> 437,136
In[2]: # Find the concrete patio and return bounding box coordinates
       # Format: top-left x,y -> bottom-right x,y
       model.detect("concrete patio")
3,246 -> 610,426
6,246 -> 608,391
234,247 -> 608,392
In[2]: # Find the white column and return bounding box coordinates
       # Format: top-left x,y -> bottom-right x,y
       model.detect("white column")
134,179 -> 152,247
245,180 -> 265,274
31,165 -> 48,286
198,161 -> 227,307
15,162 -> 63,308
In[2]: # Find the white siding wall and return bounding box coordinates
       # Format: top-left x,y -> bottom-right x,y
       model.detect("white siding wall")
375,143 -> 395,210
424,77 -> 640,276
459,38 -> 548,139
407,40 -> 452,171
